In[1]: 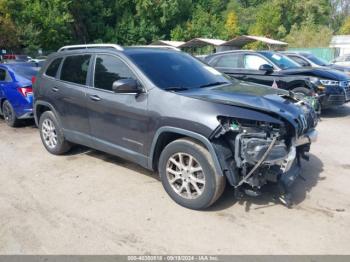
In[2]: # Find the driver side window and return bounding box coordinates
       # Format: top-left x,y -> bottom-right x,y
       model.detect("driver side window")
244,55 -> 271,70
94,55 -> 136,91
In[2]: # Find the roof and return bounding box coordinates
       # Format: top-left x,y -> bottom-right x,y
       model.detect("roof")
150,40 -> 185,48
222,35 -> 288,47
180,38 -> 227,48
330,35 -> 350,46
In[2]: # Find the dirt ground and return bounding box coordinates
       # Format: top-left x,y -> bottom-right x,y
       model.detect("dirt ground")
0,105 -> 349,255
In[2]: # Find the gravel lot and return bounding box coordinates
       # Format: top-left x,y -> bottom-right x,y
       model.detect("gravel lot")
0,105 -> 350,255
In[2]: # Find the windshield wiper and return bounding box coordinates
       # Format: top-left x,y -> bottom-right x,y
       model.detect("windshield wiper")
163,86 -> 189,92
199,81 -> 229,88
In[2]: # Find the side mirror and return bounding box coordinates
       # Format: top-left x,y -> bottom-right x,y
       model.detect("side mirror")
112,78 -> 141,94
259,64 -> 274,73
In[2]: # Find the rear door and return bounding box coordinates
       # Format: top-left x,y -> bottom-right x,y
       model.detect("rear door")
0,68 -> 7,108
0,67 -> 16,110
85,54 -> 149,159
209,53 -> 246,80
52,55 -> 91,137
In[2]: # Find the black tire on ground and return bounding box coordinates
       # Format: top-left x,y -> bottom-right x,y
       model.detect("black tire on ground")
292,87 -> 314,96
38,111 -> 72,155
158,138 -> 226,210
2,100 -> 20,127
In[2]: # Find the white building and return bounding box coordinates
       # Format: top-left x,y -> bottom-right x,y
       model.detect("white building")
330,35 -> 350,56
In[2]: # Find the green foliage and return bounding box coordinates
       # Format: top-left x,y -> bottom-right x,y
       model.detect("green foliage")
0,0 -> 349,52
340,17 -> 350,34
285,22 -> 333,48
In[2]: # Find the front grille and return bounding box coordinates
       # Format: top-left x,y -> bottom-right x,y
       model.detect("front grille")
340,81 -> 350,101
295,110 -> 317,136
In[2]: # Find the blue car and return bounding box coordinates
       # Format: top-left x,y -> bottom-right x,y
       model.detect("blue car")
0,64 -> 39,127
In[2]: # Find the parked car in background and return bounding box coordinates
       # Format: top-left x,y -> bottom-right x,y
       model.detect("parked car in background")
332,54 -> 350,67
205,50 -> 350,110
0,64 -> 39,127
29,56 -> 48,64
283,51 -> 350,75
33,44 -> 318,209
2,54 -> 30,62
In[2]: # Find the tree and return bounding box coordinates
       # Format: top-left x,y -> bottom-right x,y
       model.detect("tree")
0,14 -> 20,50
285,22 -> 333,48
224,11 -> 239,39
249,1 -> 283,38
340,17 -> 350,34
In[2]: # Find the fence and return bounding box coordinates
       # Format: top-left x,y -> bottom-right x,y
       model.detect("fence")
287,47 -> 339,62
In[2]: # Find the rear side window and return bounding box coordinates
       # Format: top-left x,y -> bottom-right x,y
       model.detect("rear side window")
215,54 -> 242,68
289,56 -> 310,66
94,55 -> 136,91
45,58 -> 62,77
60,55 -> 91,85
0,69 -> 6,81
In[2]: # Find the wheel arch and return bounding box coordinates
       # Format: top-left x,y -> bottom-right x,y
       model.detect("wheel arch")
0,98 -> 6,114
288,80 -> 315,92
34,101 -> 61,127
149,127 -> 224,177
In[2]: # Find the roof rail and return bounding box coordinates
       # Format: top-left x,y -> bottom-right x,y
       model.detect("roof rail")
57,44 -> 123,52
131,45 -> 181,51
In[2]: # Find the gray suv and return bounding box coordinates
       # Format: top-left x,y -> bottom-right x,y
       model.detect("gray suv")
33,44 -> 318,209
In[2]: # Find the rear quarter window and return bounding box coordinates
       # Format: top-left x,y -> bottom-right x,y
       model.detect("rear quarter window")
45,58 -> 62,78
60,55 -> 91,85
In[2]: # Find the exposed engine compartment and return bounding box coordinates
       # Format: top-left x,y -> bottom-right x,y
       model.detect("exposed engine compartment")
211,100 -> 318,207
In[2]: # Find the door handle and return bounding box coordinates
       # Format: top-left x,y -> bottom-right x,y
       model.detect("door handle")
52,87 -> 59,92
89,95 -> 101,101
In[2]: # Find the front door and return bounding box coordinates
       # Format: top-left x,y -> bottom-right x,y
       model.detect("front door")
85,54 -> 149,160
242,54 -> 279,87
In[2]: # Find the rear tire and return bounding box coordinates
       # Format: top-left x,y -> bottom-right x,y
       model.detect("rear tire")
158,138 -> 226,210
39,111 -> 72,155
2,100 -> 20,127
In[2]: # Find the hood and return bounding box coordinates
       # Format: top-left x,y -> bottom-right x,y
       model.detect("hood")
179,81 -> 308,125
282,67 -> 350,81
328,64 -> 350,73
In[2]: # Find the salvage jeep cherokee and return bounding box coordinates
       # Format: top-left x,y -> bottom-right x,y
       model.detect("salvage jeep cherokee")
33,44 -> 318,209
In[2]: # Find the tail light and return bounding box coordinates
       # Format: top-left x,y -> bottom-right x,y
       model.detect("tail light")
18,86 -> 33,97
32,76 -> 36,84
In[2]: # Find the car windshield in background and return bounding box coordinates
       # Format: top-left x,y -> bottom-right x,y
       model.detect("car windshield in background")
305,54 -> 330,66
260,52 -> 301,70
127,51 -> 230,90
12,66 -> 39,80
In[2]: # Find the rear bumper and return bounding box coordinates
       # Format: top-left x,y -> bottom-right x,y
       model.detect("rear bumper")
17,109 -> 34,119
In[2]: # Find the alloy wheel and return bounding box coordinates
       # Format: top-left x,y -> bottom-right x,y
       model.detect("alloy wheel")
42,119 -> 58,149
166,153 -> 206,199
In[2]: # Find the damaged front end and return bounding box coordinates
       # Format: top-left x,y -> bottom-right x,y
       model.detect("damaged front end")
211,103 -> 318,207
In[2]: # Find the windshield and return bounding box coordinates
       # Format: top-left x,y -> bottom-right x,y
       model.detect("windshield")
305,54 -> 330,66
11,66 -> 39,80
260,52 -> 301,70
127,51 -> 230,90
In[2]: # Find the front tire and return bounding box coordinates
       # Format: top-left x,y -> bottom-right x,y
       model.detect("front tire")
158,138 -> 225,210
39,111 -> 72,155
2,100 -> 20,127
